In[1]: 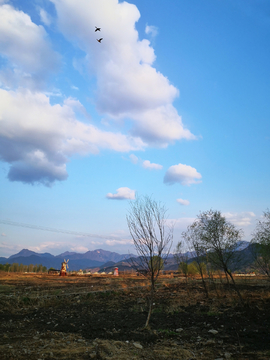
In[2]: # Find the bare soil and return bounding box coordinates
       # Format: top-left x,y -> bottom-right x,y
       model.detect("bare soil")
0,273 -> 270,359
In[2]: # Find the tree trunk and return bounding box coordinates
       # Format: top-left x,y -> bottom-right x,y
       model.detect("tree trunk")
200,271 -> 208,298
145,284 -> 154,328
227,270 -> 243,304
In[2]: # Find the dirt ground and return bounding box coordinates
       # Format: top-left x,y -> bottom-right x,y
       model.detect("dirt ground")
0,273 -> 270,360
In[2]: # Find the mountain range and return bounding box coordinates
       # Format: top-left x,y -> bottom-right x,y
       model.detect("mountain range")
0,248 -> 135,271
0,241 -> 252,272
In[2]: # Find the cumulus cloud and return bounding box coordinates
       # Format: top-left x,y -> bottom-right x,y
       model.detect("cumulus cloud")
177,198 -> 190,206
164,163 -> 202,186
0,89 -> 145,185
50,0 -> 195,146
223,212 -> 256,227
0,3 -> 60,89
142,160 -> 163,170
106,187 -> 136,200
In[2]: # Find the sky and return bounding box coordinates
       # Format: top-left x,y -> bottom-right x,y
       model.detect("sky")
0,0 -> 269,258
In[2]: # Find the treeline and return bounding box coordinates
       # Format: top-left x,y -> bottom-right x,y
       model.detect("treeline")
0,263 -> 47,273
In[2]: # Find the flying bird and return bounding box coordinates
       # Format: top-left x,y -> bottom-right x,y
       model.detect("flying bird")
95,27 -> 101,32
96,38 -> 103,43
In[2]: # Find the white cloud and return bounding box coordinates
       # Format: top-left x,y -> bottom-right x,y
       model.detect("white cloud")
131,105 -> 196,146
1,233 -> 7,236
164,163 -> 202,186
70,245 -> 89,253
0,3 -> 60,89
129,154 -> 139,164
145,25 -> 158,38
105,238 -> 133,246
0,89 -> 145,185
0,241 -> 22,257
223,212 -> 256,227
106,187 -> 136,200
50,0 -> 195,146
142,160 -> 163,170
177,198 -> 190,206
39,8 -> 52,26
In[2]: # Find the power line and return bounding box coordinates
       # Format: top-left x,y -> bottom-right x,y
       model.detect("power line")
0,219 -> 125,241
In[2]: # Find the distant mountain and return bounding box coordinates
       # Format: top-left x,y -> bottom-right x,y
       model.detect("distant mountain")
0,248 -> 135,271
58,251 -> 77,257
56,249 -> 133,263
9,249 -> 55,259
0,244 -> 254,273
9,249 -> 38,259
236,240 -> 250,251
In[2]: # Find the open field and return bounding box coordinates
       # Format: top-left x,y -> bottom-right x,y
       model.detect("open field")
0,272 -> 270,359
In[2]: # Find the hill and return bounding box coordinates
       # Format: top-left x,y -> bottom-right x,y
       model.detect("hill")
0,249 -> 135,271
1,242 -> 254,273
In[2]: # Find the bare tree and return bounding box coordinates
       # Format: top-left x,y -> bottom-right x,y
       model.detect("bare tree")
194,210 -> 244,303
251,209 -> 270,278
174,241 -> 189,283
182,224 -> 209,297
126,195 -> 173,328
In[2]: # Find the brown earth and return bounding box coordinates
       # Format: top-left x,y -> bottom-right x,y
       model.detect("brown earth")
0,272 -> 270,359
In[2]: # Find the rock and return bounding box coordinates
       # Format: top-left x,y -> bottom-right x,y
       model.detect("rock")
205,339 -> 215,345
176,328 -> 183,332
224,352 -> 232,359
209,329 -> 218,335
133,342 -> 143,349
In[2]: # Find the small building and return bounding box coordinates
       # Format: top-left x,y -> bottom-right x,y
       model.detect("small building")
48,269 -> 60,275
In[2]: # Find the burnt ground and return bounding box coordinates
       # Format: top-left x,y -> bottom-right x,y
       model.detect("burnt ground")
0,273 -> 270,359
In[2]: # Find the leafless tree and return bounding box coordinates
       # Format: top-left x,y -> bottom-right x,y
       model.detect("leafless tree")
251,209 -> 270,278
174,241 -> 189,283
126,195 -> 173,328
194,210 -> 244,303
182,224 -> 209,297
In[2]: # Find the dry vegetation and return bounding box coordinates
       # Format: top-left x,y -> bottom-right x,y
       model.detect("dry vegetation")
0,272 -> 270,359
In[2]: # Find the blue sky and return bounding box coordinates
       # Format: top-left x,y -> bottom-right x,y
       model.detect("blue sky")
0,0 -> 269,257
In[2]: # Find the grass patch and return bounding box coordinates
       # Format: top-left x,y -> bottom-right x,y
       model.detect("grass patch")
158,329 -> 179,337
0,285 -> 15,294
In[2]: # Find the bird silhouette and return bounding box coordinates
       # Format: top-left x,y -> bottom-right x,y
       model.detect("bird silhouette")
95,27 -> 101,32
97,38 -> 103,43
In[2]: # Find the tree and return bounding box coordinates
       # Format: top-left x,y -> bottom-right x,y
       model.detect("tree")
10,263 -> 19,272
182,224 -> 209,297
127,195 -> 173,328
28,264 -> 33,273
149,255 -> 164,273
192,210 -> 244,303
251,209 -> 270,278
174,241 -> 189,282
